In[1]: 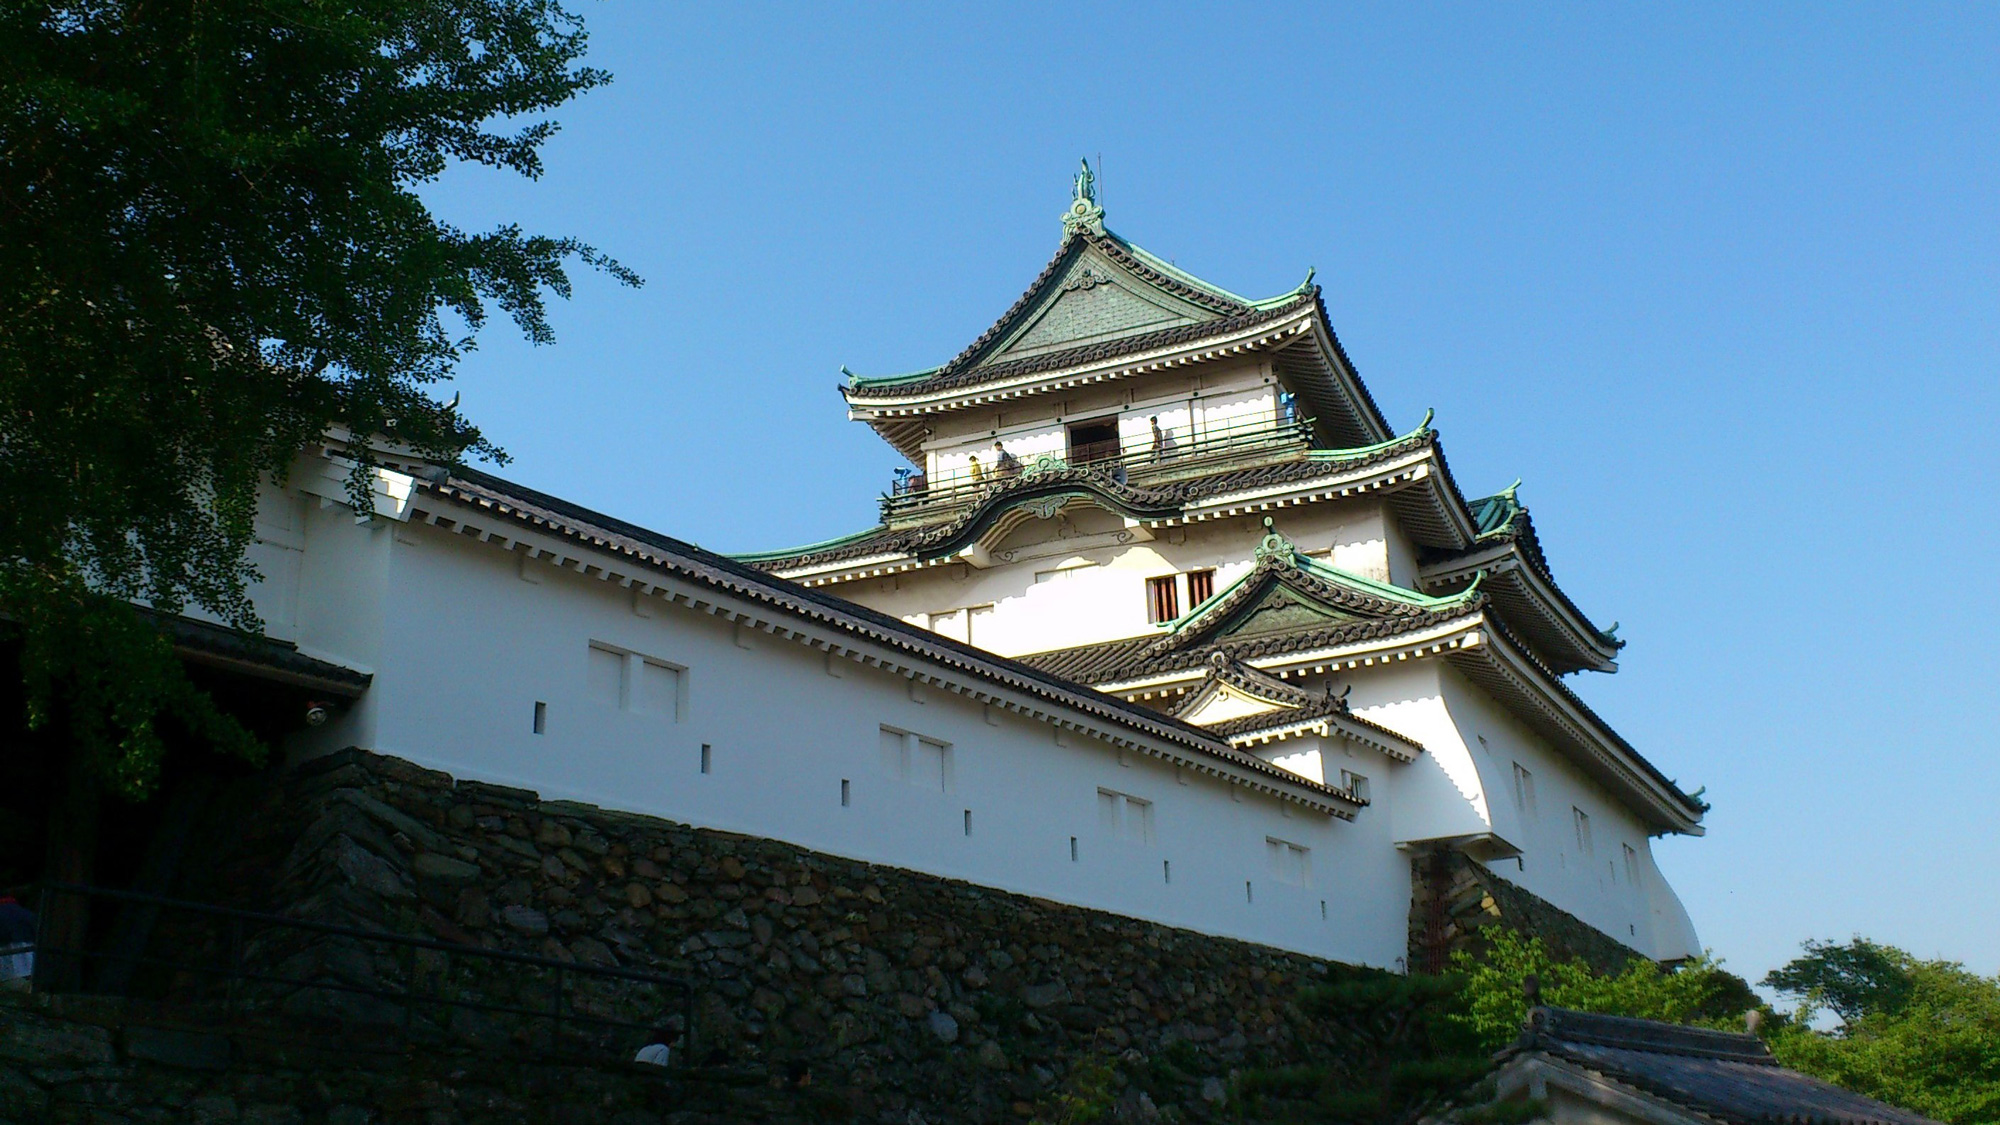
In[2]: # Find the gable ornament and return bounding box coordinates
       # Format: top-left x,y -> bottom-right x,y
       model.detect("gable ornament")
1062,157 -> 1106,235
1253,516 -> 1299,568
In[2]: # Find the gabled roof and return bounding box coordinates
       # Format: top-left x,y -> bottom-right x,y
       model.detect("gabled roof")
1015,526 -> 1487,686
841,216 -> 1392,454
1175,653 -> 1425,761
1498,1007 -> 1941,1125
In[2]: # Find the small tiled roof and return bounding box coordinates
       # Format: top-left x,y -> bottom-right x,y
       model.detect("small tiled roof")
1014,605 -> 1481,686
160,612 -> 373,698
1423,485 -> 1623,666
1515,1007 -> 1941,1125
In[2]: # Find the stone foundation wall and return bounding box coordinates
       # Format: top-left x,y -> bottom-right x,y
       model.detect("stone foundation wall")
1406,851 -> 1646,977
130,748 -> 1393,1122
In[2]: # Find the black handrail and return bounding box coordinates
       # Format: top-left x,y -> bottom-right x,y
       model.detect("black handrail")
21,882 -> 696,1061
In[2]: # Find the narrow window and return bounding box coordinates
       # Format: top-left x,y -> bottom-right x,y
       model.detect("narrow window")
1572,807 -> 1593,857
1245,881 -> 1254,904
1185,568 -> 1216,605
1513,763 -> 1537,814
1069,836 -> 1079,862
1320,899 -> 1328,920
700,744 -> 712,775
1163,860 -> 1172,884
963,809 -> 973,836
532,701 -> 547,735
841,779 -> 851,807
1146,576 -> 1180,623
1340,770 -> 1370,802
1623,843 -> 1642,889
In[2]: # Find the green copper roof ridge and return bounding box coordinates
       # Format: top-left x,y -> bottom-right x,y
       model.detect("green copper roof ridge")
1304,408 -> 1433,461
1296,554 -> 1481,608
1101,227 -> 1295,310
844,363 -> 947,389
1249,267 -> 1316,310
730,524 -> 894,564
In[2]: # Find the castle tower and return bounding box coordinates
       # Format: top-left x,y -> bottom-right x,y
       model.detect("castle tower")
743,164 -> 1704,961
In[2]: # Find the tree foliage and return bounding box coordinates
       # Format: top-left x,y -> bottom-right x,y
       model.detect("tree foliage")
0,0 -> 633,796
1451,929 -> 1759,1050
1764,939 -> 2000,1124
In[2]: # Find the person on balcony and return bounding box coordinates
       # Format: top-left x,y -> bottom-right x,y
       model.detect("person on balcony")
967,455 -> 985,485
1150,417 -> 1178,461
993,441 -> 1021,478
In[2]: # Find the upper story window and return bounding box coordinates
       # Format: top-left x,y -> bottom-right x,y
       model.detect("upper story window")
1623,843 -> 1642,889
1066,417 -> 1121,467
1185,568 -> 1216,606
1147,569 -> 1217,623
1572,807 -> 1594,858
881,725 -> 951,793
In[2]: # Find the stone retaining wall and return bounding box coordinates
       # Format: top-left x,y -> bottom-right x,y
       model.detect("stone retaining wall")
155,748 -> 1383,1122
1407,850 -> 1646,976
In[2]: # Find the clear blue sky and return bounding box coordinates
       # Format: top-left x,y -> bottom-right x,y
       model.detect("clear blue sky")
424,4 -> 2000,989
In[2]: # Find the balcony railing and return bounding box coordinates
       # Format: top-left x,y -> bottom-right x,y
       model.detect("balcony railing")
882,413 -> 1315,527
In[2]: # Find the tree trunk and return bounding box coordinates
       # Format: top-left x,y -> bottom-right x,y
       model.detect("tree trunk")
36,745 -> 98,992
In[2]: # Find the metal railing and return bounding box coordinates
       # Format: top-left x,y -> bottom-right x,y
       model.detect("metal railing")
20,882 -> 695,1060
882,413 -> 1316,526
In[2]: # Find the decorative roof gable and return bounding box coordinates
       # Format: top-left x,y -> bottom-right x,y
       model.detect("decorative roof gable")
983,248 -> 1220,364
1155,518 -> 1480,657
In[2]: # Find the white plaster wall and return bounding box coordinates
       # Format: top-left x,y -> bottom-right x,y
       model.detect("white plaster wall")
1434,666 -> 1700,961
282,508 -> 1414,968
844,502 -> 1400,659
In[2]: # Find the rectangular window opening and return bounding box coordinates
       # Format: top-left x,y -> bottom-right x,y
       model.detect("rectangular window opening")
1245,881 -> 1254,905
1340,769 -> 1370,802
963,809 -> 973,837
700,744 -> 712,775
841,779 -> 851,807
1320,899 -> 1328,920
1266,837 -> 1311,886
532,701 -> 547,735
1572,807 -> 1593,857
1066,417 -> 1122,466
1163,860 -> 1172,884
1185,568 -> 1216,606
1069,836 -> 1079,862
1146,575 -> 1180,623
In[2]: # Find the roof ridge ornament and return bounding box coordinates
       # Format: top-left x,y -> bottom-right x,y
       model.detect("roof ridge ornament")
1063,157 -> 1106,235
1254,516 -> 1299,568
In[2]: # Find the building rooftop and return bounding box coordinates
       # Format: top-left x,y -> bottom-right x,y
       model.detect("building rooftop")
1501,1007 -> 1942,1125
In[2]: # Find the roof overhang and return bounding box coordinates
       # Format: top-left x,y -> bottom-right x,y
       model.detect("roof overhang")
844,303 -> 1346,462
1423,542 -> 1621,674
1088,611 -> 1703,835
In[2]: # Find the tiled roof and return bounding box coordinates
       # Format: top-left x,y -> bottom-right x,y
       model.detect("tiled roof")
1014,606 -> 1481,686
744,432 -> 1438,573
845,296 -> 1311,399
416,467 -> 1363,814
1514,1008 -> 1941,1125
159,611 -> 373,698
